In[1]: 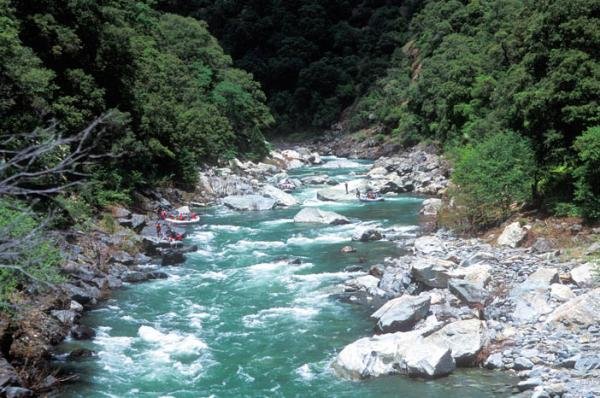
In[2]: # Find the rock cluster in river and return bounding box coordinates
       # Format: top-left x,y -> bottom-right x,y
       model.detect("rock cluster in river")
335,221 -> 600,397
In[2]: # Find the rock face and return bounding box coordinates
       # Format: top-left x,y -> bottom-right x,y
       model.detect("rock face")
545,288 -> 600,330
425,319 -> 487,365
293,208 -> 350,225
371,295 -> 431,333
261,185 -> 298,207
316,179 -> 369,201
222,195 -> 277,211
497,222 -> 528,247
413,236 -> 445,254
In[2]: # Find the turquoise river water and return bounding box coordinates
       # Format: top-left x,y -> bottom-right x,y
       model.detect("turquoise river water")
57,157 -> 516,397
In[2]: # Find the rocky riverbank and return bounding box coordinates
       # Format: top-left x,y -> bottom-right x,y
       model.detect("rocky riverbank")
334,217 -> 600,397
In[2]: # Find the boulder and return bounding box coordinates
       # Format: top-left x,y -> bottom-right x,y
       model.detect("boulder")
549,283 -> 575,302
405,341 -> 456,379
411,257 -> 456,288
301,175 -> 331,185
316,179 -> 369,201
332,324 -> 447,380
160,249 -> 186,266
545,288 -> 600,330
352,229 -> 383,242
484,353 -> 503,369
110,250 -> 134,265
497,222 -> 528,247
570,263 -> 595,287
71,325 -> 96,340
111,206 -> 131,219
510,268 -> 558,323
413,236 -> 445,255
62,283 -> 101,306
293,208 -> 350,225
340,245 -> 356,253
129,214 -> 147,231
424,319 -> 487,365
0,356 -> 21,388
222,195 -> 277,211
448,279 -> 488,305
122,271 -> 151,283
420,198 -> 443,217
50,310 -> 79,325
261,185 -> 298,207
308,152 -> 322,164
371,295 -> 431,333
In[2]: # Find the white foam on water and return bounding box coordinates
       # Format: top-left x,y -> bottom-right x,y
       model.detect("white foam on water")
209,224 -> 257,234
138,325 -> 208,356
199,270 -> 229,280
259,218 -> 293,226
94,334 -> 135,373
290,271 -> 363,284
242,306 -> 319,328
286,233 -> 349,246
225,239 -> 286,251
236,366 -> 256,383
189,231 -> 215,243
247,260 -> 313,275
296,363 -> 315,380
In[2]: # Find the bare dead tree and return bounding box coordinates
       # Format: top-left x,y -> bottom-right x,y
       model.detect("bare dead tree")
0,112 -> 116,290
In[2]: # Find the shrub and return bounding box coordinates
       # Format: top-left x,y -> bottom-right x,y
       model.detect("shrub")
573,126 -> 600,222
0,200 -> 64,305
451,131 -> 536,228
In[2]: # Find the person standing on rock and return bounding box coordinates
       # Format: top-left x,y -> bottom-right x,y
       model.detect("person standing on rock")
156,222 -> 162,238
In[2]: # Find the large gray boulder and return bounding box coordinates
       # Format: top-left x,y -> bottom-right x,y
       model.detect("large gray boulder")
545,288 -> 600,330
261,185 -> 298,207
316,179 -> 369,201
371,295 -> 431,333
332,323 -> 452,380
570,263 -> 595,287
405,341 -> 456,378
424,319 -> 487,365
511,268 -> 558,323
411,257 -> 456,288
413,235 -> 446,254
497,222 -> 528,247
448,279 -> 488,305
352,228 -> 384,242
293,208 -> 350,225
222,195 -> 277,211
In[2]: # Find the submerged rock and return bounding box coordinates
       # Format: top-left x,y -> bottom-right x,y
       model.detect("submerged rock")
352,229 -> 384,242
293,208 -> 349,225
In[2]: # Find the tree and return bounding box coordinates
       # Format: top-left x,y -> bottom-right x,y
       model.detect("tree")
573,126 -> 600,221
451,131 -> 536,228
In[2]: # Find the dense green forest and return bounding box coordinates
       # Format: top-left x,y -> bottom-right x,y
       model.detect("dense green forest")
157,0 -> 423,131
1,0 -> 273,197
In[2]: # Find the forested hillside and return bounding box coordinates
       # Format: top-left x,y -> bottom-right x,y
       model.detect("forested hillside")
350,0 -> 599,222
157,0 -> 423,130
1,0 -> 273,195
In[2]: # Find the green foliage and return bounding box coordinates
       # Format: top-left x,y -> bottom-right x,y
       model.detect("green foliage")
573,126 -> 600,221
157,0 -> 422,130
0,200 -> 64,303
451,132 -> 536,228
1,1 -> 273,197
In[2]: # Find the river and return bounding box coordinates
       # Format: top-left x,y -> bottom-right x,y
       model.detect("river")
57,157 -> 516,397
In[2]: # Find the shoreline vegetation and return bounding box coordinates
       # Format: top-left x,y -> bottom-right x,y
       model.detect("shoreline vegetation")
0,0 -> 598,397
